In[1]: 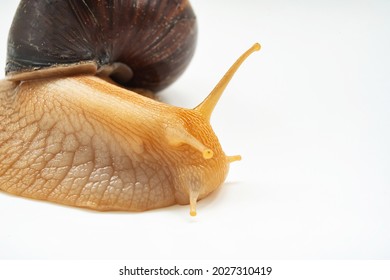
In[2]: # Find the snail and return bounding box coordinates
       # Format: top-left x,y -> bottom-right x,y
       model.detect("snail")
0,0 -> 260,216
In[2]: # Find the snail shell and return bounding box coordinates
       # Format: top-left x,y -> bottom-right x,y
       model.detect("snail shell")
0,0 -> 260,216
6,0 -> 197,91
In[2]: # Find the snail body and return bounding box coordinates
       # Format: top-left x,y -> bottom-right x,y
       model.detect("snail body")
0,0 -> 260,216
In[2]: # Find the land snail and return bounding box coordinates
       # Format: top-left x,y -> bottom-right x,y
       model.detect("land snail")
0,0 -> 260,216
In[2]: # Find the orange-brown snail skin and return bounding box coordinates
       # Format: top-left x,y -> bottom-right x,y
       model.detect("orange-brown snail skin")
0,0 -> 260,216
0,75 -> 225,212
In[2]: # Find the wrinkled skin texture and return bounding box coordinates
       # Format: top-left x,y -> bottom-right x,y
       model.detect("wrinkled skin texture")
0,76 -> 229,211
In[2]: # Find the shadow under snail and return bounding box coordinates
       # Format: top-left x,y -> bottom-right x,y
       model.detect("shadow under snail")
0,0 -> 260,216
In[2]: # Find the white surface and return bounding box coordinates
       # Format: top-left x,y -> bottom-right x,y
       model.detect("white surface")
0,0 -> 389,259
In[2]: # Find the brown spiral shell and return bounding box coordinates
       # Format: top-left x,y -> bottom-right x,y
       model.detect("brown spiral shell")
6,0 -> 197,91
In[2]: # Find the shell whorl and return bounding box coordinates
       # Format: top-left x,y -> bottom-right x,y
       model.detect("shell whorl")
6,0 -> 197,91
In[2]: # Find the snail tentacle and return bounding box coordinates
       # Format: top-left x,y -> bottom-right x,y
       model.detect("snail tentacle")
195,43 -> 261,120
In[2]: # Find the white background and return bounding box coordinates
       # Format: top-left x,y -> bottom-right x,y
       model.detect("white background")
0,0 -> 389,260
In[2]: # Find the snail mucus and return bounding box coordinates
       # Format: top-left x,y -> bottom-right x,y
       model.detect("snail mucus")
0,0 -> 260,216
